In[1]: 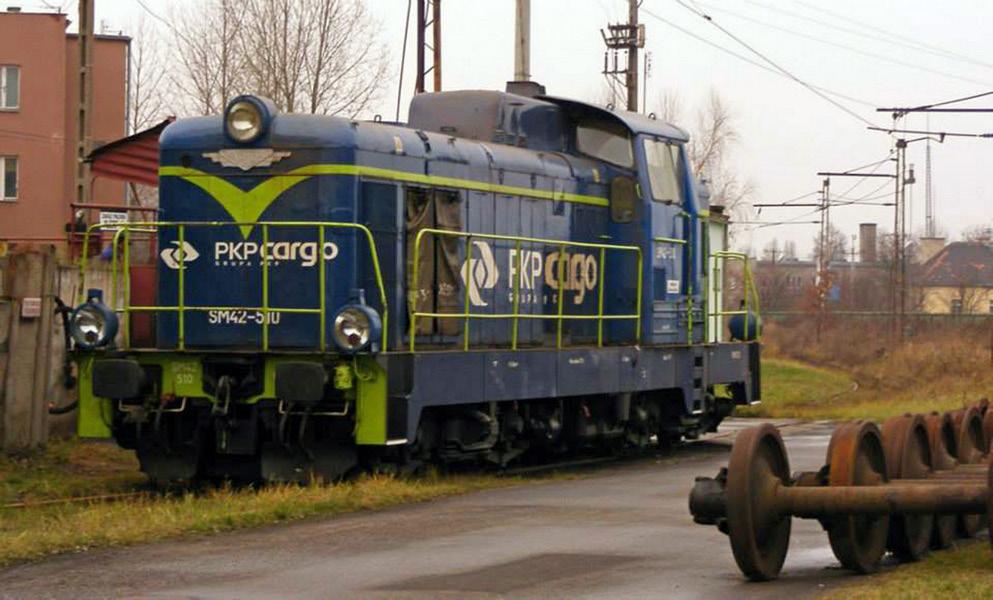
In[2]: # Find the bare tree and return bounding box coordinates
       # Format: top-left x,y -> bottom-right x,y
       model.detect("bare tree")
961,224 -> 993,244
655,89 -> 753,220
128,16 -> 170,133
171,0 -> 388,118
812,224 -> 848,265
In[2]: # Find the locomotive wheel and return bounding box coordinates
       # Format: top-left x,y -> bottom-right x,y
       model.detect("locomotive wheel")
881,415 -> 933,561
950,408 -> 986,537
725,424 -> 792,581
922,412 -> 959,549
826,421 -> 890,574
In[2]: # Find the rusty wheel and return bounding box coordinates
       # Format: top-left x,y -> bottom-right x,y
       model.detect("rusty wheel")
826,421 -> 889,574
881,415 -> 933,561
951,407 -> 985,464
983,410 -> 993,455
923,412 -> 959,549
989,456 -> 993,550
725,424 -> 792,581
950,408 -> 985,537
976,398 -> 989,417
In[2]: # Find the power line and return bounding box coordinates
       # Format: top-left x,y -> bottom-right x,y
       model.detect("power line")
692,1 -> 993,88
746,0 -> 993,72
794,0 -> 993,71
134,0 -> 197,49
667,0 -> 881,128
640,7 -> 878,109
0,128 -> 65,143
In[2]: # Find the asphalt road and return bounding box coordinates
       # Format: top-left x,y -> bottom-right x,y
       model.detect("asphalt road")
0,420 -> 868,600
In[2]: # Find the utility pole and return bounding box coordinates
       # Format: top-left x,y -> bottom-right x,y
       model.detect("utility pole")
415,0 -> 442,94
514,0 -> 530,81
627,0 -> 639,113
76,0 -> 94,208
601,0 -> 644,112
816,178 -> 830,342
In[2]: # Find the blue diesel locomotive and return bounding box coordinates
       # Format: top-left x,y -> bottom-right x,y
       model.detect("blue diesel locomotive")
70,87 -> 761,482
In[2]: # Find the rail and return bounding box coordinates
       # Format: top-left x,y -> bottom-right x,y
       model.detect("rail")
706,251 -> 760,342
409,228 -> 643,352
77,221 -> 389,352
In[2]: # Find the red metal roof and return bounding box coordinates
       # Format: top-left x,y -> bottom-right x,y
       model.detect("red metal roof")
87,118 -> 173,187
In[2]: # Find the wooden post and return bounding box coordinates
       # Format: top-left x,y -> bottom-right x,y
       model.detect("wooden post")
1,248 -> 56,451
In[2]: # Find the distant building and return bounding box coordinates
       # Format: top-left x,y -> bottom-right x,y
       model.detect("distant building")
0,8 -> 129,250
918,240 -> 993,314
753,222 -> 889,312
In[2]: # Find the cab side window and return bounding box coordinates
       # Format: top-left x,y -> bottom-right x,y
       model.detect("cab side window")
644,138 -> 683,204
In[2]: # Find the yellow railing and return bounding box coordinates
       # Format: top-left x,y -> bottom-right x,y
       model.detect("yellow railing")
706,251 -> 760,342
408,228 -> 643,352
77,221 -> 389,352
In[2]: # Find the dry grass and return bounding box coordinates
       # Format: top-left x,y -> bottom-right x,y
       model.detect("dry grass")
0,472 -> 523,566
743,323 -> 993,421
821,542 -> 993,600
0,438 -> 532,567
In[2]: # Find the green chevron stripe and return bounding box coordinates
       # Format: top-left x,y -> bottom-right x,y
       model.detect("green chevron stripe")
159,164 -> 608,238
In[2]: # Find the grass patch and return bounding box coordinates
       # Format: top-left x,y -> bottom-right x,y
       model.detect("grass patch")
0,472 -> 523,566
0,439 -> 143,505
737,357 -> 988,422
821,542 -> 993,600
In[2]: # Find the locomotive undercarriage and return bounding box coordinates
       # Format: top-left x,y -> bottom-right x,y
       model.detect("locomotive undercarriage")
410,390 -> 733,469
109,386 -> 724,483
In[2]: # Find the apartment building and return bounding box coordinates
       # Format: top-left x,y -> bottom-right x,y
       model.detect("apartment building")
0,7 -> 129,249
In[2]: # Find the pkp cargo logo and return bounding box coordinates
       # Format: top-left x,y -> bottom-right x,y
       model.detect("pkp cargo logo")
460,241 -> 499,307
160,241 -> 200,269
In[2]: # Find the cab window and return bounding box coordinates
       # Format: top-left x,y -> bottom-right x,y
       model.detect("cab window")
576,120 -> 634,168
644,138 -> 683,204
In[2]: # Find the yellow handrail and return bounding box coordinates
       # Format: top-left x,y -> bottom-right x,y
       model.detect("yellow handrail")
78,221 -> 389,352
408,228 -> 643,352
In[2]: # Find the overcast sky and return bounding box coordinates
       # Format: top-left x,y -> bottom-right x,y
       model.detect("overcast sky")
24,0 -> 993,258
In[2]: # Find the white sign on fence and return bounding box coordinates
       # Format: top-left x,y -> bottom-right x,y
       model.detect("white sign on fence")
99,211 -> 129,225
21,296 -> 41,319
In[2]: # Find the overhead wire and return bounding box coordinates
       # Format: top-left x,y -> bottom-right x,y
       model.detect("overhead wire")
794,0 -> 993,71
639,7 -> 878,108
746,0 -> 993,71
691,1 -> 993,88
664,0 -> 881,128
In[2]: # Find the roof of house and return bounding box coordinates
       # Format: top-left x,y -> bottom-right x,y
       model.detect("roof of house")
87,118 -> 174,187
919,241 -> 993,287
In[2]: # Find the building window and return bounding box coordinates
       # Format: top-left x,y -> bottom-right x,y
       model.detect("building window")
950,298 -> 963,314
1,157 -> 17,201
0,66 -> 19,110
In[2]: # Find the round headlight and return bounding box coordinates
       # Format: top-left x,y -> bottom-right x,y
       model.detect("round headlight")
70,302 -> 119,349
332,305 -> 381,353
226,100 -> 263,143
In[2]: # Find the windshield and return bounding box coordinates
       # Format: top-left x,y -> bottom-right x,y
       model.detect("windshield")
576,120 -> 634,168
644,138 -> 683,204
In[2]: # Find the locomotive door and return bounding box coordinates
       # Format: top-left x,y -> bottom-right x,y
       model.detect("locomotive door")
644,137 -> 688,345
405,186 -> 464,340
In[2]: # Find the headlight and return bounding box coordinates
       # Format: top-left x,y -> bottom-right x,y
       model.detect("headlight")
332,305 -> 381,353
70,300 -> 119,349
226,100 -> 263,143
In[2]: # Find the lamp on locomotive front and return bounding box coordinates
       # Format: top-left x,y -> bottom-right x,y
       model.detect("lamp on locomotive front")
224,95 -> 275,144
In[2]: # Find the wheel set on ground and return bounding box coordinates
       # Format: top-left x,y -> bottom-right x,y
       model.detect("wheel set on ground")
688,402 -> 993,581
